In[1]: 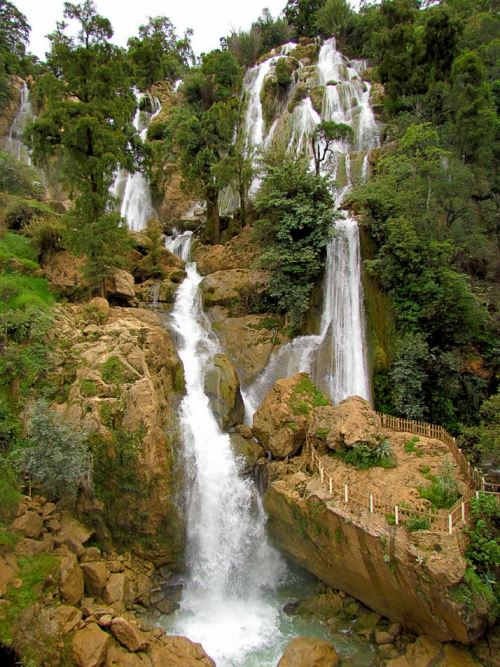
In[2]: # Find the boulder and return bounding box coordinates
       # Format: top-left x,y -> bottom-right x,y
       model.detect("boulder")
81,562 -> 110,597
278,637 -> 340,667
0,553 -> 19,596
54,604 -> 83,634
229,434 -> 265,474
110,616 -> 147,652
103,572 -> 128,605
386,636 -> 478,667
58,513 -> 94,545
204,353 -> 244,429
308,396 -> 381,452
253,373 -> 326,458
148,635 -> 215,666
43,250 -> 86,292
89,297 -> 110,319
105,644 -> 151,667
105,269 -> 135,304
73,622 -> 111,667
12,511 -> 43,538
58,551 -> 84,606
201,269 -> 268,308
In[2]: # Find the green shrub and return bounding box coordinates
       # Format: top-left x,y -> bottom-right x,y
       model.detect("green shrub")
289,376 -> 329,416
338,439 -> 397,470
406,515 -> 431,531
418,462 -> 460,509
0,151 -> 43,199
80,379 -> 98,397
101,356 -> 126,385
404,435 -> 420,453
0,462 -> 22,523
0,273 -> 54,311
466,493 -> 499,578
17,400 -> 92,502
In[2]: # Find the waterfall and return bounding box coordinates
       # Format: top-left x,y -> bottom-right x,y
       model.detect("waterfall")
242,37 -> 379,417
111,93 -> 161,232
5,82 -> 34,165
166,234 -> 285,665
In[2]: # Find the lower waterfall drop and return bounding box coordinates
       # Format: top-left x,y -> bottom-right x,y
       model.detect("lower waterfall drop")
166,236 -> 286,664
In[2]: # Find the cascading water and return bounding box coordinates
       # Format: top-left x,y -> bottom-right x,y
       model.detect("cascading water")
111,93 -> 161,231
243,37 -> 378,418
5,82 -> 34,164
165,233 -> 288,664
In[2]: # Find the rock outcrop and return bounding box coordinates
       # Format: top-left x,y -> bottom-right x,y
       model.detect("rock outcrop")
204,353 -> 244,429
49,304 -> 185,564
253,373 -> 330,458
278,637 -> 340,667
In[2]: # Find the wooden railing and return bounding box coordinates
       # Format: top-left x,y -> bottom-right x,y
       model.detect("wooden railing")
376,412 -> 489,492
309,446 -> 483,535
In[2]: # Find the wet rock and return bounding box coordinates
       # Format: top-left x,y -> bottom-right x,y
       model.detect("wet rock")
278,636 -> 340,666
375,630 -> 395,645
148,635 -> 215,666
105,644 -> 150,667
204,353 -> 244,429
105,269 -> 135,304
229,434 -> 264,474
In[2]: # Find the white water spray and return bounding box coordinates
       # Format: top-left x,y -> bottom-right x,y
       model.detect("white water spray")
167,234 -> 285,665
111,93 -> 161,231
5,82 -> 34,165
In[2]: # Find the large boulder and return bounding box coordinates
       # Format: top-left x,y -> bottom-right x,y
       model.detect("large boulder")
307,396 -> 381,452
229,434 -> 265,474
204,353 -> 244,429
81,561 -> 109,597
12,511 -> 43,538
278,637 -> 340,667
73,622 -> 111,667
201,269 -> 269,308
105,269 -> 136,305
148,635 -> 215,666
110,616 -> 147,652
58,550 -> 84,606
253,373 -> 329,459
0,553 -> 19,596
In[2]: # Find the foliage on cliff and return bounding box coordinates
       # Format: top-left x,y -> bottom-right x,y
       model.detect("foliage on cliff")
255,159 -> 334,332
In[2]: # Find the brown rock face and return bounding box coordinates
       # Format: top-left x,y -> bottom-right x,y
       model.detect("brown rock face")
148,635 -> 215,666
58,550 -> 84,606
73,622 -> 111,667
81,561 -> 109,596
195,226 -> 261,276
54,604 -> 82,634
308,396 -> 381,452
385,635 -> 479,666
278,637 -> 340,667
105,645 -> 150,666
43,250 -> 86,293
253,373 -> 327,458
12,511 -> 43,538
103,572 -> 128,605
105,269 -> 136,304
204,353 -> 244,429
110,616 -> 147,652
201,269 -> 269,308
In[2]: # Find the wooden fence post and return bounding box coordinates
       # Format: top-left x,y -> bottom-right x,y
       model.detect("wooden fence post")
395,506 -> 399,525
369,495 -> 374,513
329,477 -> 333,495
448,514 -> 453,536
461,503 -> 465,522
344,485 -> 348,503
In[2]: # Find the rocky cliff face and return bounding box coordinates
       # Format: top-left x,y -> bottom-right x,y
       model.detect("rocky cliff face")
47,299 -> 185,566
254,375 -> 491,644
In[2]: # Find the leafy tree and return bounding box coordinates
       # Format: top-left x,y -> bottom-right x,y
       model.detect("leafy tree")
0,1 -> 30,112
315,0 -> 353,38
311,120 -> 353,175
18,400 -> 91,502
165,50 -> 242,243
460,392 -> 500,472
127,16 -> 193,89
26,1 -> 137,291
255,159 -> 334,331
284,0 -> 325,38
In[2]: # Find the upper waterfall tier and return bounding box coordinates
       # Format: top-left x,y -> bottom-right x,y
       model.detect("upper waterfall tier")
241,37 -> 379,417
111,92 -> 161,232
5,82 -> 34,165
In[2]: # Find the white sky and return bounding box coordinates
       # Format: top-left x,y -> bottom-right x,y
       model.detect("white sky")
15,0 -> 289,60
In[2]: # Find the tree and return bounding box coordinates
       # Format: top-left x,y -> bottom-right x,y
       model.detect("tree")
0,1 -> 30,112
284,0 -> 325,38
26,1 -> 137,291
311,120 -> 353,175
255,159 -> 335,331
127,16 -> 193,90
19,400 -> 92,502
315,0 -> 353,38
165,50 -> 242,243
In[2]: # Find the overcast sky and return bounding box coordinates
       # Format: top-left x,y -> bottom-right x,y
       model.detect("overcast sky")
15,0 -> 291,60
